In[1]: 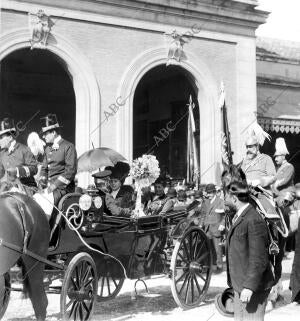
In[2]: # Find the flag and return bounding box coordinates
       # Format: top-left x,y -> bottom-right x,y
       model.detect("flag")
220,82 -> 233,166
186,95 -> 200,185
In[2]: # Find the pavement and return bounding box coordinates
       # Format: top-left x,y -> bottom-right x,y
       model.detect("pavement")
3,252 -> 299,320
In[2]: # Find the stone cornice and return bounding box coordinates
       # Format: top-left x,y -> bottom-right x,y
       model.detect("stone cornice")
256,53 -> 300,66
3,0 -> 269,37
257,76 -> 300,88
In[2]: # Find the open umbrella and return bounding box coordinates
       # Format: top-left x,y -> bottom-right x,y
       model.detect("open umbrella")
77,147 -> 127,173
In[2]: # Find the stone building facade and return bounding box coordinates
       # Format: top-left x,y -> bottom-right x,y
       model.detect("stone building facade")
0,0 -> 268,186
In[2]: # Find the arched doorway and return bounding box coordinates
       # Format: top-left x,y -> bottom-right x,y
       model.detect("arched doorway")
133,65 -> 199,179
0,48 -> 75,144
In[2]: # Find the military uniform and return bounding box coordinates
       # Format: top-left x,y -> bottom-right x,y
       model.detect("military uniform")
274,161 -> 294,195
40,137 -> 77,205
0,141 -> 37,191
241,152 -> 276,188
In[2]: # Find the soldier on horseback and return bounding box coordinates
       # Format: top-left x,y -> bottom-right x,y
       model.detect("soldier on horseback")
241,125 -> 276,190
273,137 -> 295,207
0,118 -> 38,195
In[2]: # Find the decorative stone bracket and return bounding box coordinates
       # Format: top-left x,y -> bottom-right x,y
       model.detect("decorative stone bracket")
164,30 -> 187,66
28,9 -> 53,49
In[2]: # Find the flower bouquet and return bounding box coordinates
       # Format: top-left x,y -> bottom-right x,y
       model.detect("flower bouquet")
129,155 -> 160,217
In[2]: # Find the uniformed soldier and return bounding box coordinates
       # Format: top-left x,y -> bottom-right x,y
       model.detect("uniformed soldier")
272,137 -> 295,206
39,114 -> 77,206
241,124 -> 276,189
0,118 -> 37,195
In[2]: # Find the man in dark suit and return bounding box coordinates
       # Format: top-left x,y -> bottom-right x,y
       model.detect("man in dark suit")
200,183 -> 225,272
39,114 -> 77,206
0,118 -> 37,195
225,181 -> 274,320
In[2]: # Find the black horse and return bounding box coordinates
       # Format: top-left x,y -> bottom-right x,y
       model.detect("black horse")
0,192 -> 50,320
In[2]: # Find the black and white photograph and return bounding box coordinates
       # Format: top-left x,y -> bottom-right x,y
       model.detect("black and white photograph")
0,0 -> 300,320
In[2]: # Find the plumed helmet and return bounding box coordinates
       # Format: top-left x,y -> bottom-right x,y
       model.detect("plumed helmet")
274,137 -> 289,156
245,122 -> 270,146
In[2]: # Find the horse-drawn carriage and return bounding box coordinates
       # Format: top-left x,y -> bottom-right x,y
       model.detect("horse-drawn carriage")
0,187 -> 213,321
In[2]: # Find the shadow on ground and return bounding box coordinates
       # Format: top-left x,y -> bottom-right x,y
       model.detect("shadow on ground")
92,284 -> 225,320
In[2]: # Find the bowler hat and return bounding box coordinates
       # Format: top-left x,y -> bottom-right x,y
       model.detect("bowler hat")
40,114 -> 62,134
205,183 -> 216,193
214,287 -> 234,317
0,118 -> 16,137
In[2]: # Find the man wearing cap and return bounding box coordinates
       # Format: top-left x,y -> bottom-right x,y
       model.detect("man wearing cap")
200,183 -> 225,272
272,137 -> 295,206
225,181 -> 274,320
39,114 -> 77,206
0,117 -> 37,194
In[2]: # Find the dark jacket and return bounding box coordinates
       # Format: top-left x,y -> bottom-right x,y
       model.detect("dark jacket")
105,185 -> 134,217
226,204 -> 275,293
0,141 -> 37,187
200,196 -> 225,237
290,210 -> 300,302
40,138 -> 77,193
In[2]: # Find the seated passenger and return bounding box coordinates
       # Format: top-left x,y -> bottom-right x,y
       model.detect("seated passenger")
146,177 -> 174,216
105,162 -> 135,217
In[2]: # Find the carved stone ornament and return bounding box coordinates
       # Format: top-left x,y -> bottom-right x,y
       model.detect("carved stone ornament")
28,10 -> 53,49
164,30 -> 187,66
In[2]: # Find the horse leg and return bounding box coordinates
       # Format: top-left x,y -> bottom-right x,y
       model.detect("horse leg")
22,256 -> 48,321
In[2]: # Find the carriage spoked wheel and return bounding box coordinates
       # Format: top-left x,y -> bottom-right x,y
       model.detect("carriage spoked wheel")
61,253 -> 98,321
97,257 -> 125,302
0,273 -> 11,319
170,226 -> 212,309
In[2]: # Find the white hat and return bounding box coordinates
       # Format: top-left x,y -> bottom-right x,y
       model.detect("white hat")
245,122 -> 270,146
274,137 -> 289,156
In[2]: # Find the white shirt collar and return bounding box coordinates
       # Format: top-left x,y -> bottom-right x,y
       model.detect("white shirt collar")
234,203 -> 250,222
111,188 -> 120,199
8,140 -> 16,154
52,135 -> 62,150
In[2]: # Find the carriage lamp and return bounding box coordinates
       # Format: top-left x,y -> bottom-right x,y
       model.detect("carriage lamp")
79,194 -> 92,211
93,196 -> 102,209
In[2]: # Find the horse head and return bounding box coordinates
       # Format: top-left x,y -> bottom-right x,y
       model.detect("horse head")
221,162 -> 247,194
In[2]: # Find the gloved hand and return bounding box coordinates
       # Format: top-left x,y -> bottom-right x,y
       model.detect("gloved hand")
47,184 -> 56,194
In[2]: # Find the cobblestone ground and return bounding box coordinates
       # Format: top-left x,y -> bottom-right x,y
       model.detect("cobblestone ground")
3,253 -> 299,321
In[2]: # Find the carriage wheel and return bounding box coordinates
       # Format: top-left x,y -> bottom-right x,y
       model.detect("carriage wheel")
0,273 -> 10,320
61,253 -> 97,321
97,274 -> 124,302
170,226 -> 212,309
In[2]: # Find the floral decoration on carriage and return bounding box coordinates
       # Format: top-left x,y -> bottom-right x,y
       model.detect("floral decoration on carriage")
129,154 -> 160,217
